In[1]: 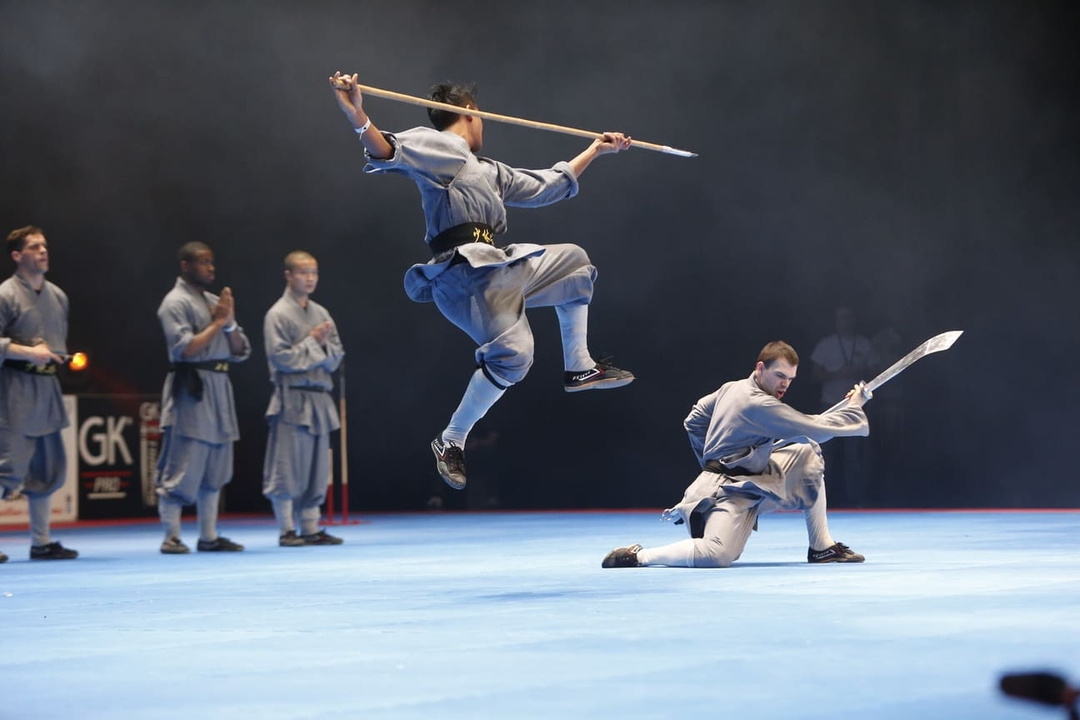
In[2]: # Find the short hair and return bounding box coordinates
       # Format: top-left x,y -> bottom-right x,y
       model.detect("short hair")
284,250 -> 316,271
178,241 -> 211,263
427,82 -> 478,131
757,341 -> 799,368
7,225 -> 44,255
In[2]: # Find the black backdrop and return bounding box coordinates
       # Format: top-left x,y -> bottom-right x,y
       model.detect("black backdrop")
2,0 -> 1078,512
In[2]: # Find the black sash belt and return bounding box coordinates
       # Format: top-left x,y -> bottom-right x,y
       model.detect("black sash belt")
704,460 -> 756,476
2,359 -> 58,375
287,385 -> 330,393
170,361 -> 230,373
428,222 -> 497,257
169,360 -> 230,401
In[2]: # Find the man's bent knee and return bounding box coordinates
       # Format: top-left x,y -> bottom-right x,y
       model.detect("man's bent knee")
483,354 -> 534,386
693,539 -> 740,568
157,485 -> 197,507
559,266 -> 596,306
478,336 -> 535,386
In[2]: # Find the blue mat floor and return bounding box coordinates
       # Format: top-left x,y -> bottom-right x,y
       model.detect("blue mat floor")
2,510 -> 1078,719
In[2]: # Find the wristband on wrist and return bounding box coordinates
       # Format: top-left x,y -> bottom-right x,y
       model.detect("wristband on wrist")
354,117 -> 372,135
223,321 -> 238,333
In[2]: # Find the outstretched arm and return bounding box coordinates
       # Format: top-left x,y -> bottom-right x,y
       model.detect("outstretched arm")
747,386 -> 870,444
329,71 -> 394,160
567,132 -> 632,177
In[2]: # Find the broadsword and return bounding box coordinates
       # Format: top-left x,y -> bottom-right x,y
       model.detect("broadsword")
825,330 -> 963,413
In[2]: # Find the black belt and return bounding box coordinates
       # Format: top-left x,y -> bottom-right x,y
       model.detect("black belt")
287,385 -> 330,393
170,361 -> 230,373
2,359 -> 58,375
428,222 -> 497,257
704,460 -> 756,476
169,360 -> 230,401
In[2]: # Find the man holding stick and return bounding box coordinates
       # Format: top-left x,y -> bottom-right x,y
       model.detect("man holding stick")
329,72 -> 635,491
602,341 -> 870,569
0,226 -> 78,561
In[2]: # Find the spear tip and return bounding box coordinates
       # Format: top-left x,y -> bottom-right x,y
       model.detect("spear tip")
662,146 -> 698,158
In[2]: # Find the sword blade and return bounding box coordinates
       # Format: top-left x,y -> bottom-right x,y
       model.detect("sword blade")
824,330 -> 963,413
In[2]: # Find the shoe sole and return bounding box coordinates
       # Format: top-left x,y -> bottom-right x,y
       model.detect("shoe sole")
160,547 -> 190,555
431,440 -> 467,490
601,545 -> 642,568
564,376 -> 635,393
601,556 -> 640,568
435,462 -> 466,490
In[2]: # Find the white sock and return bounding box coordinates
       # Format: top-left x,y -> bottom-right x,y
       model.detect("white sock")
271,497 -> 295,535
637,539 -> 696,567
28,495 -> 51,547
298,505 -> 321,536
805,485 -> 835,551
197,489 -> 221,542
556,304 -> 593,372
159,498 -> 183,540
442,368 -> 506,447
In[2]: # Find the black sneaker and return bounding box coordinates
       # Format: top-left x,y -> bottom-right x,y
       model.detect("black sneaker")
196,536 -> 245,552
301,530 -> 344,546
564,357 -> 635,393
808,542 -> 865,564
431,435 -> 467,490
601,543 -> 643,568
29,541 -> 78,560
0,549 -> 8,563
160,536 -> 191,554
279,530 -> 307,547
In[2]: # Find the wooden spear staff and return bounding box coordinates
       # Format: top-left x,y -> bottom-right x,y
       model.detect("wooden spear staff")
330,77 -> 698,158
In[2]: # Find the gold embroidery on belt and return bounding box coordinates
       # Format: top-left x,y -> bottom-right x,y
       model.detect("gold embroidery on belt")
472,227 -> 495,245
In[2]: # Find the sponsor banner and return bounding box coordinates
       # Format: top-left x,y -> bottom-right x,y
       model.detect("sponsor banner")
0,395 -> 79,527
75,394 -> 161,519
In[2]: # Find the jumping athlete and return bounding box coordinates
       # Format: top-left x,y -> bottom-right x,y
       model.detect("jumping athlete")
330,72 -> 635,490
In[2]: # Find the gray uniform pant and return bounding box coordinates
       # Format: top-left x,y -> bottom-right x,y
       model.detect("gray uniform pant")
0,428 -> 66,498
154,427 -> 233,506
685,444 -> 824,568
262,419 -> 330,510
430,243 -> 595,386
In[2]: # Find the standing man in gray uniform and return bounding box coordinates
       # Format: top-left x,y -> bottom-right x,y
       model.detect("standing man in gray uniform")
329,72 -> 635,491
0,226 -> 78,561
602,341 -> 869,569
262,250 -> 345,547
154,241 -> 250,554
